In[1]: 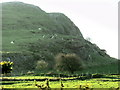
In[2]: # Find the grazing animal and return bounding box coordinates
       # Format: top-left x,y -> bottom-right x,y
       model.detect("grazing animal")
38,28 -> 42,30
10,41 -> 15,44
42,35 -> 45,38
51,36 -> 54,39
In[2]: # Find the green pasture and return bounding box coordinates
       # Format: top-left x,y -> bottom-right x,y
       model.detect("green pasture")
1,75 -> 120,89
2,29 -> 82,52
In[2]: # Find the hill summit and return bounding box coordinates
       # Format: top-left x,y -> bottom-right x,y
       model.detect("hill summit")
2,2 -> 118,74
2,2 -> 83,36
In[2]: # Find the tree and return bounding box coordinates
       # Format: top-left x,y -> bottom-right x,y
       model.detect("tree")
0,61 -> 13,75
36,60 -> 48,71
55,53 -> 83,74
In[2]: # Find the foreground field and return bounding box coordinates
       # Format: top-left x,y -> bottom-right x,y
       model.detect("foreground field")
1,74 -> 120,89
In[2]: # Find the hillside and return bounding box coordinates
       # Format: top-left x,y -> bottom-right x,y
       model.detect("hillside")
2,2 -> 118,74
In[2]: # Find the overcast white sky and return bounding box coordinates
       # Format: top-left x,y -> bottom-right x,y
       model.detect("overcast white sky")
1,0 -> 119,58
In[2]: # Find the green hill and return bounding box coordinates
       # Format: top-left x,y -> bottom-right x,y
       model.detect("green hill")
2,2 -> 118,74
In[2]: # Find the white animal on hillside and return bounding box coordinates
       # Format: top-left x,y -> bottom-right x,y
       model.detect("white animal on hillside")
10,41 -> 15,44
38,28 -> 42,30
43,35 -> 45,38
51,36 -> 54,39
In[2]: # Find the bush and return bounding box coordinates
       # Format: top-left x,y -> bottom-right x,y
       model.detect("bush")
55,53 -> 83,74
0,61 -> 13,75
36,60 -> 48,71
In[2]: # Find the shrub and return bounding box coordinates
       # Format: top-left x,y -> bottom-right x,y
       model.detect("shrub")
55,53 -> 83,74
36,60 -> 48,71
0,61 -> 13,75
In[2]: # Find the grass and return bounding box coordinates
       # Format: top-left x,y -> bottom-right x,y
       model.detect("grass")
2,29 -> 83,52
2,29 -> 41,52
77,62 -> 118,74
1,75 -> 120,89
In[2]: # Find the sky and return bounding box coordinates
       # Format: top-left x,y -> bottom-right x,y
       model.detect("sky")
1,0 -> 119,58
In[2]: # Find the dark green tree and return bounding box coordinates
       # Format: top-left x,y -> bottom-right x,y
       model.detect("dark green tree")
55,53 -> 83,74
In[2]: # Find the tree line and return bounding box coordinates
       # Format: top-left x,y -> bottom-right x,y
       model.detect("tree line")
1,53 -> 84,75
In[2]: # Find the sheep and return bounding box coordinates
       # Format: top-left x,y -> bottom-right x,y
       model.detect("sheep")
87,54 -> 92,60
10,41 -> 15,44
38,27 -> 42,30
42,35 -> 45,38
50,36 -> 54,39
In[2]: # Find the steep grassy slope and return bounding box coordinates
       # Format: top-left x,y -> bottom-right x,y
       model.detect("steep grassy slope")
2,2 -> 83,36
2,2 -> 118,74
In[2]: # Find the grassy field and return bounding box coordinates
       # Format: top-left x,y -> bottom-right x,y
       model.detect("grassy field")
1,74 -> 120,89
2,30 -> 82,52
